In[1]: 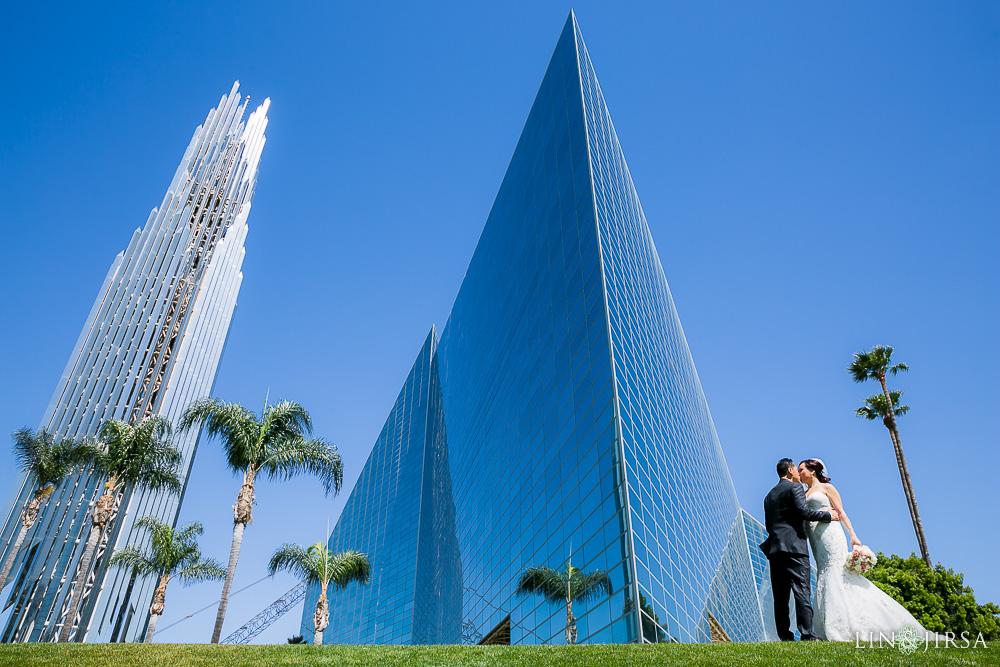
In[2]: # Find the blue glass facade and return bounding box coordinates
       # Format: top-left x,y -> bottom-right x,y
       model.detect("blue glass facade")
303,330 -> 437,643
307,12 -> 773,644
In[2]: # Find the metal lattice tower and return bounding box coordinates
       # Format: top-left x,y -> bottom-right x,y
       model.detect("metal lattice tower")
221,582 -> 307,645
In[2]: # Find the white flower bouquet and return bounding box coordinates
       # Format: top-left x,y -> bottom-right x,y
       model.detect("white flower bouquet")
845,545 -> 877,574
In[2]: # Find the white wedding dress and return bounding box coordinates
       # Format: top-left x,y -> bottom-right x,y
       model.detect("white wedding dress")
805,490 -> 933,641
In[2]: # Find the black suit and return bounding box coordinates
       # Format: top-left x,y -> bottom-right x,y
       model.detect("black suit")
760,478 -> 832,641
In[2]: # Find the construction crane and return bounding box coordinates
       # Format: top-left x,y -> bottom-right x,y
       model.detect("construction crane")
221,581 -> 308,645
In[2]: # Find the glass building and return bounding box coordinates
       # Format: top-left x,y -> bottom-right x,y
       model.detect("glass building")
305,12 -> 775,644
0,83 -> 268,643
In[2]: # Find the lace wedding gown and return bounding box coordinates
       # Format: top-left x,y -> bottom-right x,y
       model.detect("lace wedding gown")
806,490 -> 933,641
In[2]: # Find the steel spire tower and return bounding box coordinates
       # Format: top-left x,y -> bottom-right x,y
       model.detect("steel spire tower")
0,82 -> 269,643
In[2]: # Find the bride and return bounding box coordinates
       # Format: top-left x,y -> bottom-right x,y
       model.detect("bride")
798,458 -> 936,642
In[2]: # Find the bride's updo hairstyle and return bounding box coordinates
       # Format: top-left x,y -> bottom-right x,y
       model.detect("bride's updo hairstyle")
800,459 -> 831,483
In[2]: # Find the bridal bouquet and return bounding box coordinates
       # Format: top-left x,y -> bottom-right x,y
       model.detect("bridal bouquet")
845,545 -> 877,574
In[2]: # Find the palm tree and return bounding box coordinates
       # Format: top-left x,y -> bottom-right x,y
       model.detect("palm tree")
0,429 -> 92,592
848,345 -> 931,568
178,397 -> 344,643
267,543 -> 369,645
287,634 -> 307,644
58,416 -> 183,642
515,562 -> 612,644
108,517 -> 224,642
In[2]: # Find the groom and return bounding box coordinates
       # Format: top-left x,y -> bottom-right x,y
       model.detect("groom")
760,458 -> 840,641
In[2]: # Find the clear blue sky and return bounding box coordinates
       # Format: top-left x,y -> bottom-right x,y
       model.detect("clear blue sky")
0,1 -> 996,645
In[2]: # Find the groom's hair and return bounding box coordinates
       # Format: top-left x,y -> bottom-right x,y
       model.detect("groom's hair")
776,458 -> 795,478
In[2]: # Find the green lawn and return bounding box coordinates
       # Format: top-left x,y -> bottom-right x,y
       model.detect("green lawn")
0,642 -> 996,667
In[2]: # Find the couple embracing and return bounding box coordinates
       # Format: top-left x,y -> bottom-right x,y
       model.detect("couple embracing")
761,457 -> 934,642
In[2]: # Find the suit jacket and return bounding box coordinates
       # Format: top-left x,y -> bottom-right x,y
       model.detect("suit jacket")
760,478 -> 832,557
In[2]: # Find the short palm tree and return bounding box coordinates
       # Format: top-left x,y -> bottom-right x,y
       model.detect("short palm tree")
516,562 -> 612,644
848,345 -> 931,568
58,416 -> 183,643
108,517 -> 224,642
287,634 -> 307,644
179,397 -> 344,644
0,429 -> 91,592
267,543 -> 370,645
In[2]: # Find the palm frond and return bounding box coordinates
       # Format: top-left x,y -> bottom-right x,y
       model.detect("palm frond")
267,543 -> 317,583
136,516 -> 174,552
855,404 -> 878,420
326,550 -> 370,589
11,428 -> 94,488
516,566 -> 566,604
176,557 -> 226,586
108,545 -> 158,578
95,419 -> 130,458
11,427 -> 46,475
847,345 -> 904,384
140,466 -> 184,495
261,400 -> 313,439
136,415 -> 173,445
260,437 -> 343,495
112,517 -> 216,582
179,398 -> 259,473
94,417 -> 183,494
77,438 -> 110,475
570,570 -> 613,604
855,391 -> 909,420
517,564 -> 613,606
175,521 -> 205,544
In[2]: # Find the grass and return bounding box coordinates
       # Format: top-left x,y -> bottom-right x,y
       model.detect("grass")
0,642 -> 996,667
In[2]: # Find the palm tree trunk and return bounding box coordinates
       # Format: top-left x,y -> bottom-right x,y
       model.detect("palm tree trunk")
565,599 -> 577,645
212,473 -> 255,644
0,487 -> 48,591
145,574 -> 168,643
0,522 -> 31,592
212,521 -> 246,643
59,487 -> 116,643
313,590 -> 329,645
145,613 -> 160,643
58,521 -> 103,642
879,378 -> 932,569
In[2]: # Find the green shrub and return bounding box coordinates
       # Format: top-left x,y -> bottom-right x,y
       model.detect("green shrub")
864,552 -> 1000,640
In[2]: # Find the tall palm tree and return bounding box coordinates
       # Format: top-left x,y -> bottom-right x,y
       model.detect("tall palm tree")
108,517 -> 224,642
0,429 -> 91,591
58,416 -> 183,642
179,397 -> 344,643
848,345 -> 931,568
515,562 -> 612,644
268,542 -> 369,645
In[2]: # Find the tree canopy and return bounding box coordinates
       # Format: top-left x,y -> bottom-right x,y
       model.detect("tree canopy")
848,345 -> 909,384
515,565 -> 612,606
179,398 -> 342,494
864,553 -> 999,640
86,417 -> 183,494
268,543 -> 370,591
856,390 -> 910,421
109,516 -> 224,584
